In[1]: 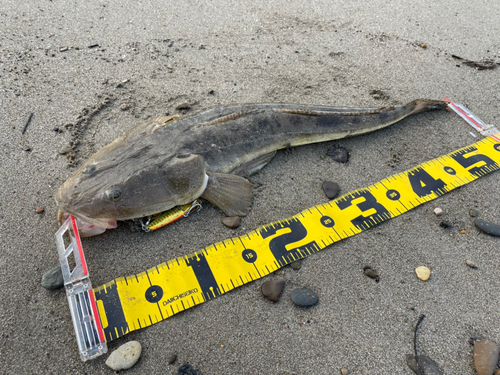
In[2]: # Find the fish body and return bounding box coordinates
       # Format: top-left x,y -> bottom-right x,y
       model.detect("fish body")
56,99 -> 448,236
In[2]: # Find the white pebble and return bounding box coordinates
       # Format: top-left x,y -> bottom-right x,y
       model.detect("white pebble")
434,207 -> 443,216
105,341 -> 142,371
415,266 -> 431,281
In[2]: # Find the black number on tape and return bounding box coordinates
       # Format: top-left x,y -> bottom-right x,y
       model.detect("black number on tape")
494,144 -> 500,152
386,189 -> 400,201
320,216 -> 335,228
408,167 -> 447,197
451,146 -> 498,177
444,166 -> 456,175
336,190 -> 390,230
186,253 -> 219,301
145,285 -> 163,303
260,218 -> 317,263
242,249 -> 257,263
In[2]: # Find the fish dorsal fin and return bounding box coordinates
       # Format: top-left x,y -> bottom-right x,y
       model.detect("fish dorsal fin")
201,172 -> 253,216
150,115 -> 180,133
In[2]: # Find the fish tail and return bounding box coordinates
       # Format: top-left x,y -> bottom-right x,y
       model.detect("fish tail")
408,99 -> 449,115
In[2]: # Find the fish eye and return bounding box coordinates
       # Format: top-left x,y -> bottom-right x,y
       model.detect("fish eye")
82,164 -> 96,175
105,188 -> 122,202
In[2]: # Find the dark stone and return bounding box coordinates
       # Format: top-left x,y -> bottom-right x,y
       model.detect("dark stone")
474,340 -> 499,375
290,288 -> 318,307
439,220 -> 452,229
177,364 -> 197,375
322,181 -> 340,199
327,146 -> 349,163
222,216 -> 241,229
406,354 -> 441,375
176,103 -> 191,111
363,266 -> 380,282
261,279 -> 285,302
167,353 -> 177,364
41,266 -> 64,289
474,218 -> 500,237
290,259 -> 303,270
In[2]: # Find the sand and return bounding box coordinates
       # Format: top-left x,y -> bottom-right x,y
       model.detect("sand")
1,1 -> 499,374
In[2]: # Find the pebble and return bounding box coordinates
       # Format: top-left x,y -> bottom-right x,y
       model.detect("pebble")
167,353 -> 177,364
474,340 -> 499,375
105,341 -> 142,371
466,260 -> 478,269
474,218 -> 500,237
494,370 -> 500,375
469,208 -> 480,217
433,207 -> 443,216
35,207 -> 45,214
327,146 -> 349,163
363,266 -> 380,282
290,288 -> 318,307
176,102 -> 191,111
415,266 -> 430,281
261,279 -> 285,302
177,363 -> 198,375
222,216 -> 241,229
41,266 -> 64,289
341,368 -> 348,375
290,259 -> 303,270
459,230 -> 466,234
440,220 -> 452,229
322,181 -> 341,199
406,354 -> 441,375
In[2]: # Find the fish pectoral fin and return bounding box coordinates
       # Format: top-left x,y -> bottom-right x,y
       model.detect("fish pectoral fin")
150,115 -> 180,133
201,173 -> 253,216
231,151 -> 277,177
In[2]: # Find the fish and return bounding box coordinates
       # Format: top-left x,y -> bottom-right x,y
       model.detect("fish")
55,99 -> 448,236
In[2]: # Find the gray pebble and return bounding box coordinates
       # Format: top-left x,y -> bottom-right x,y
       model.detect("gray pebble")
167,353 -> 177,364
41,266 -> 64,289
327,146 -> 349,163
363,266 -> 380,282
261,279 -> 285,302
290,259 -> 303,270
469,208 -> 480,217
290,288 -> 318,307
322,181 -> 341,199
105,341 -> 142,371
474,218 -> 500,237
177,364 -> 198,375
222,216 -> 241,229
474,340 -> 499,375
406,354 -> 441,375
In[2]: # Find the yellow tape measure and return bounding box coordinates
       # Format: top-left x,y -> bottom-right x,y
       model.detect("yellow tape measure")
93,133 -> 500,343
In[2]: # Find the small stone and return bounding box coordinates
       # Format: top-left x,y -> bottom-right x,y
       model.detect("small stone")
222,216 -> 241,229
415,266 -> 430,281
41,266 -> 64,289
176,102 -> 191,111
494,369 -> 500,375
59,145 -> 73,155
466,260 -> 478,269
120,103 -> 129,111
341,368 -> 348,375
406,354 -> 441,375
290,259 -> 303,270
35,207 -> 45,214
440,220 -> 452,229
363,266 -> 380,282
459,230 -> 466,234
322,181 -> 341,199
261,279 -> 285,302
433,207 -> 443,216
474,340 -> 499,375
177,363 -> 198,375
474,218 -> 500,237
290,288 -> 318,307
105,341 -> 141,371
167,353 -> 177,364
469,209 -> 480,217
327,146 -> 349,163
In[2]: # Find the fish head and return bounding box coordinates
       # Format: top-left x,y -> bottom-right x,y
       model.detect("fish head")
55,129 -> 208,231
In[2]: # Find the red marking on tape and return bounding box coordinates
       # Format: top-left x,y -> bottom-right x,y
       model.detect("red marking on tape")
70,215 -> 88,276
444,98 -> 484,130
88,290 -> 105,343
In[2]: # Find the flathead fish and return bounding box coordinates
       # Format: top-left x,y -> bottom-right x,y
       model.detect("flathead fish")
56,99 -> 448,236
